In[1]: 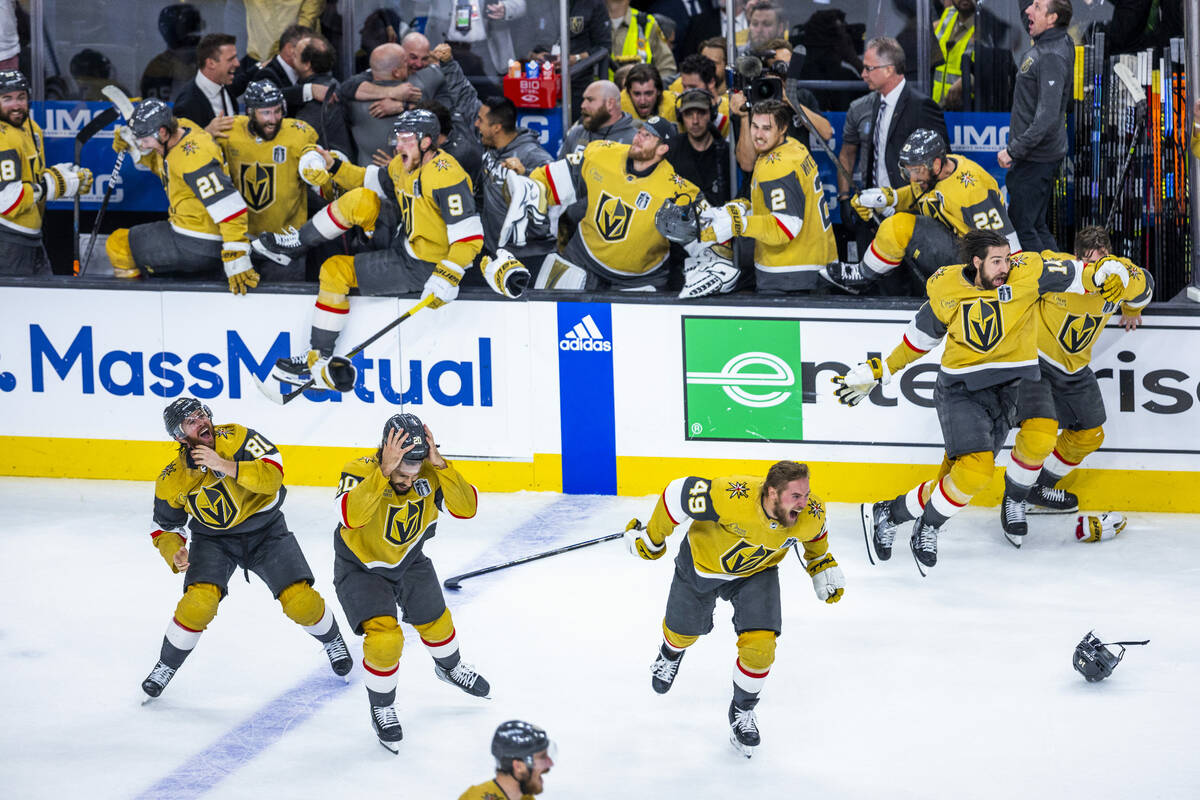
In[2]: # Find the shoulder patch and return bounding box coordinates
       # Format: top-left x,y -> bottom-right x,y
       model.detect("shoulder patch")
956,170 -> 977,187
158,461 -> 178,480
1020,56 -> 1034,73
807,497 -> 824,519
291,119 -> 311,132
432,156 -> 452,171
726,480 -> 750,499
181,140 -> 198,155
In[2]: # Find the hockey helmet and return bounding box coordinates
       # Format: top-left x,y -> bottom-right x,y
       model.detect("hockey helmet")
389,110 -> 440,150
381,413 -> 428,473
164,397 -> 213,440
243,79 -> 284,110
1073,631 -> 1149,683
158,3 -> 204,49
0,69 -> 29,96
898,128 -> 949,179
130,98 -> 175,139
491,720 -> 552,773
654,193 -> 702,245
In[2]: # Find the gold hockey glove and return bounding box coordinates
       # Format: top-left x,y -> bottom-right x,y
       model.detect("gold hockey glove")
805,553 -> 845,603
624,518 -> 666,560
298,149 -> 332,189
851,187 -> 897,221
153,531 -> 187,573
832,358 -> 890,406
481,249 -> 529,299
1086,255 -> 1131,304
222,242 -> 260,295
421,260 -> 464,309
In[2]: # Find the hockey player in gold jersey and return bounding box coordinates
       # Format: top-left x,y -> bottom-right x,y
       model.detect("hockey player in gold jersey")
0,70 -> 92,274
105,98 -> 259,294
333,413 -> 491,752
257,110 -> 487,392
140,398 -> 352,700
625,460 -> 845,757
834,229 -> 1133,573
999,226 -> 1153,545
700,100 -> 836,292
823,129 -> 1019,294
459,720 -> 555,799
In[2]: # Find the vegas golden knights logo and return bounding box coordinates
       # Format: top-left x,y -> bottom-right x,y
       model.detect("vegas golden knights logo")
384,500 -> 425,547
570,15 -> 584,34
398,192 -> 415,237
1057,313 -> 1103,354
238,163 -> 276,211
719,540 -> 776,575
187,481 -> 239,528
594,191 -> 633,242
962,298 -> 1003,352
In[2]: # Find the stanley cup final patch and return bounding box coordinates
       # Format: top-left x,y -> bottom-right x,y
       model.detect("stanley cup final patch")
273,145 -> 286,163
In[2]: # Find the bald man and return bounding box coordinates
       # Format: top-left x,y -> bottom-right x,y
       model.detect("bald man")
558,80 -> 637,157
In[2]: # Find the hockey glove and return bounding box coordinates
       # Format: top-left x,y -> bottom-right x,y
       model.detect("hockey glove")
153,530 -> 187,573
112,125 -> 148,162
805,553 -> 845,603
310,355 -> 358,392
1075,512 -> 1127,543
221,242 -> 260,295
298,149 -> 332,189
481,249 -> 530,299
832,358 -> 890,406
699,202 -> 747,244
40,163 -> 83,201
624,518 -> 666,560
851,187 -> 898,220
679,242 -> 739,299
421,260 -> 464,309
1087,255 -> 1131,304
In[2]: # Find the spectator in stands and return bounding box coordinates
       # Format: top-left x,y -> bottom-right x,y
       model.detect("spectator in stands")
173,34 -> 240,131
670,88 -> 731,206
564,0 -> 612,116
293,34 -> 353,159
418,99 -> 483,182
796,9 -> 863,112
250,24 -> 315,115
70,49 -> 130,101
932,0 -> 975,109
649,0 -> 722,60
607,0 -> 677,83
355,8 -> 402,74
475,96 -> 555,267
243,0 -> 325,63
696,37 -> 727,92
559,79 -> 636,157
0,0 -> 18,71
744,2 -> 785,54
423,0 -> 527,80
141,3 -> 204,102
673,54 -> 729,136
621,63 -> 676,124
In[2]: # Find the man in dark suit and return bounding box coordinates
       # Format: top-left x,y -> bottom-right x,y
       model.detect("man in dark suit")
249,24 -> 314,116
172,33 -> 240,130
831,36 -> 947,294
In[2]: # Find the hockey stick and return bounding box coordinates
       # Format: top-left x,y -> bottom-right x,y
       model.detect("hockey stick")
1104,63 -> 1148,231
71,106 -> 120,275
253,294 -> 436,405
792,103 -> 882,226
443,530 -> 625,590
79,151 -> 125,277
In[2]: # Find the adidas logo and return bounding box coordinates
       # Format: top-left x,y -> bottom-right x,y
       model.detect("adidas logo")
559,314 -> 612,352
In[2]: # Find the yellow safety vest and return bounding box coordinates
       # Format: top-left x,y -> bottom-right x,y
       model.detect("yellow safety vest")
933,8 -> 974,104
610,9 -> 658,78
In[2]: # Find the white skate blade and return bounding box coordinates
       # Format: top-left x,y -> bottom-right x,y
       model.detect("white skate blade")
1004,530 -> 1024,549
377,738 -> 401,755
268,365 -> 310,386
251,238 -> 293,265
860,503 -> 876,566
1026,504 -> 1076,515
729,730 -> 755,758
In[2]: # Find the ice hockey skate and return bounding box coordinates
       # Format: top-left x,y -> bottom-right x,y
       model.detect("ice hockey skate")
434,660 -> 491,699
251,226 -> 304,265
861,501 -> 897,564
650,645 -> 685,694
1001,493 -> 1028,548
323,633 -> 353,678
141,660 -> 176,700
728,701 -> 760,758
270,351 -> 316,386
910,518 -> 940,576
817,261 -> 867,294
369,702 -> 404,754
1026,483 -> 1078,514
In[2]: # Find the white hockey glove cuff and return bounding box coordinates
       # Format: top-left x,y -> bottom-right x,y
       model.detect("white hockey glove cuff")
805,553 -> 845,603
857,187 -> 898,211
482,248 -> 530,299
421,260 -> 464,308
1075,512 -> 1127,543
624,519 -> 666,560
298,150 -> 332,187
222,242 -> 260,295
1089,256 -> 1131,303
41,163 -> 81,201
832,358 -> 890,407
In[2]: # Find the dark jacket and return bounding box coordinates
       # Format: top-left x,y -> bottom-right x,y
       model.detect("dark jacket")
294,75 -> 354,160
846,82 -> 948,190
172,79 -> 235,128
251,55 -> 306,115
669,129 -> 731,206
478,128 -> 555,260
1007,25 -> 1074,163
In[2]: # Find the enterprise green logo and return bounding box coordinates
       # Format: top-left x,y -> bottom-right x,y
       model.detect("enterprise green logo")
682,316 -> 803,442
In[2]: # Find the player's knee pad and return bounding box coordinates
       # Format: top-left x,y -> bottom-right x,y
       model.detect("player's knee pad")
105,228 -> 135,270
1014,417 -> 1059,465
317,254 -> 357,296
175,582 -> 221,631
736,630 -> 777,672
362,615 -> 404,668
873,213 -> 917,263
413,608 -> 454,644
332,187 -> 380,231
662,622 -> 699,650
533,254 -> 588,290
947,451 -> 996,499
278,581 -> 325,627
1057,426 -> 1105,464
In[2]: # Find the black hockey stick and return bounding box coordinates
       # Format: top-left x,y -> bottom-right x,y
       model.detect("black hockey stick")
792,103 -> 882,226
443,530 -> 625,590
79,151 -> 125,277
1105,62 -> 1148,231
72,106 -> 120,275
252,294 -> 436,405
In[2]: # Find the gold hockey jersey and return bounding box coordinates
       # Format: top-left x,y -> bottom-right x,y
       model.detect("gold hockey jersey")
1035,251 -> 1153,374
646,475 -> 829,580
149,119 -> 249,245
332,149 -> 483,267
219,116 -> 319,235
335,455 -> 478,571
0,116 -> 47,239
895,154 -> 1019,251
531,139 -> 703,278
457,779 -> 533,800
746,137 -> 837,270
152,424 -> 286,538
886,251 -> 1114,390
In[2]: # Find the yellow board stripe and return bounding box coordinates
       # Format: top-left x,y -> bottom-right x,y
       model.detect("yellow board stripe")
0,437 -> 1193,513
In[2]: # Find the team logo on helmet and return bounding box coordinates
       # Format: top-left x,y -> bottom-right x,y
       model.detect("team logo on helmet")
383,500 -> 425,547
186,482 -> 239,528
1057,313 -> 1103,354
961,298 -> 1003,352
594,191 -> 633,242
238,163 -> 276,211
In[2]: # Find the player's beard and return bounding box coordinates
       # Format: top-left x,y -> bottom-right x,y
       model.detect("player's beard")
2,105 -> 28,128
582,106 -> 611,132
184,420 -> 216,448
518,770 -> 545,796
767,495 -> 799,528
249,116 -> 280,141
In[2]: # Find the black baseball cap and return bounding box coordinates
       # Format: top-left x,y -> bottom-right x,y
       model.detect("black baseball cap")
637,115 -> 678,146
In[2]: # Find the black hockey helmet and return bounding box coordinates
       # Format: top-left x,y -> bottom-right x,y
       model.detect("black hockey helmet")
70,49 -> 114,80
389,109 -> 440,150
898,128 -> 949,178
164,397 -> 212,440
381,413 -> 428,473
158,3 -> 204,50
130,98 -> 174,139
243,79 -> 284,110
1073,631 -> 1149,683
492,720 -> 551,773
654,192 -> 702,244
0,69 -> 29,95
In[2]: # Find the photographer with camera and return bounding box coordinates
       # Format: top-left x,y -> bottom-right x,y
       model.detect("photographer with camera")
729,43 -> 830,174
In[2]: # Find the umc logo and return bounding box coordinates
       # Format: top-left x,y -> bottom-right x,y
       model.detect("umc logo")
237,163 -> 275,211
560,314 -> 612,352
186,482 -> 239,528
1058,313 -> 1104,354
593,191 -> 633,242
383,500 -> 425,547
962,298 -> 1003,352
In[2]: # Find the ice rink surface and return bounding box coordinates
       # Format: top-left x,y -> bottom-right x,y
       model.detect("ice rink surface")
2,476 -> 1198,799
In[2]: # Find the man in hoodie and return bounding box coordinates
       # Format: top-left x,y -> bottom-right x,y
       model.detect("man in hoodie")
558,79 -> 636,157
476,96 -> 555,266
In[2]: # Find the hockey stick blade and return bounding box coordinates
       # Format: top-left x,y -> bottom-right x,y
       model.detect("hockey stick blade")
75,105 -> 120,145
443,531 -> 625,589
1112,63 -> 1147,106
100,84 -> 136,120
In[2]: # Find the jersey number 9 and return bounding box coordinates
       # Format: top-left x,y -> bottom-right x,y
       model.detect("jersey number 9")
687,479 -> 710,515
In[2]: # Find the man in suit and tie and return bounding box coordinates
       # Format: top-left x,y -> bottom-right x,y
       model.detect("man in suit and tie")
249,24 -> 315,116
173,34 -> 241,130
831,36 -> 947,294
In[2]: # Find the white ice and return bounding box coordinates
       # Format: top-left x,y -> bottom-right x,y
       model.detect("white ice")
2,476 -> 1198,799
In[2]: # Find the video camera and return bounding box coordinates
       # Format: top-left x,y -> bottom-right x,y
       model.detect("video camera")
729,51 -> 789,103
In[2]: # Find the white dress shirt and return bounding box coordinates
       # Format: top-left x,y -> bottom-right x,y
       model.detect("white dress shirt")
195,70 -> 234,117
874,78 -> 905,188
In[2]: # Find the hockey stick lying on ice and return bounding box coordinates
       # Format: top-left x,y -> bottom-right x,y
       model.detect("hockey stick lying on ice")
253,294 -> 436,405
1104,62 -> 1148,230
443,530 -> 625,590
